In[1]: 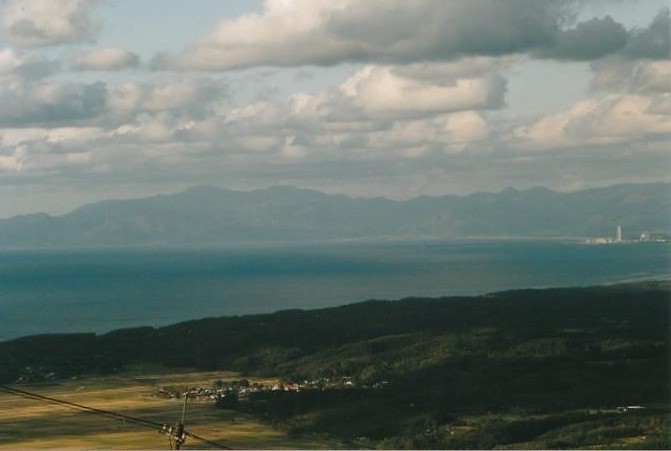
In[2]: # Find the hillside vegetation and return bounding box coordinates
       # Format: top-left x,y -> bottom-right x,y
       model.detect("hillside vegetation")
1,282 -> 669,448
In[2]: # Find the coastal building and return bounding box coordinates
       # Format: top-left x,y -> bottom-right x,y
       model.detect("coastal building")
587,226 -> 667,245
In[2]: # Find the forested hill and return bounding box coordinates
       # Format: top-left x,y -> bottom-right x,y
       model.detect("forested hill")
1,282 -> 669,448
1,281 -> 668,385
0,183 -> 669,248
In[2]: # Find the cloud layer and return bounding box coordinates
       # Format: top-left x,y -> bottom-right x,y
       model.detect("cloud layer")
2,0 -> 97,47
70,47 -> 139,71
172,0 -> 669,71
0,0 -> 668,216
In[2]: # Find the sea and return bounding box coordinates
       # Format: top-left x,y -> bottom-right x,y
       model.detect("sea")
0,239 -> 669,341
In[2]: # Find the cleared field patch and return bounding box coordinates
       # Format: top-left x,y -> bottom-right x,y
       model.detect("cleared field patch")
0,370 -> 338,449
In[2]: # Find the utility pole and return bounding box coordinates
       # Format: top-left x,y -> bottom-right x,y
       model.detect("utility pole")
160,391 -> 189,449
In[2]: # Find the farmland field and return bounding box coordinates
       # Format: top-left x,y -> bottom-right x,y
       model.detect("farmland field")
0,368 -> 337,449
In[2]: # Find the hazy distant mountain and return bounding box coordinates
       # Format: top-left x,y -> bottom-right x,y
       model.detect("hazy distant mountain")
0,183 -> 669,248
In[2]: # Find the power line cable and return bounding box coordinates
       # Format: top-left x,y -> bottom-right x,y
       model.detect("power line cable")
186,430 -> 232,450
0,385 -> 163,429
0,385 -> 231,449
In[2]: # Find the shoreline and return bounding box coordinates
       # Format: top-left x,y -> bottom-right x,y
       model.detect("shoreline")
3,278 -> 669,344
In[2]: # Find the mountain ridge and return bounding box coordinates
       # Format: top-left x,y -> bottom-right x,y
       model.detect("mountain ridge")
0,182 -> 669,249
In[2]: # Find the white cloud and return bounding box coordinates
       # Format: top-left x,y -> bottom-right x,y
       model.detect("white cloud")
514,94 -> 671,150
631,61 -> 671,93
0,76 -> 106,126
112,119 -> 173,143
0,125 -> 103,174
445,111 -> 490,144
284,59 -> 507,130
70,47 -> 139,71
174,1 -> 355,70
0,2 -> 667,214
171,0 -> 569,70
340,65 -> 505,118
0,48 -> 58,78
280,135 -> 308,158
167,1 -> 668,71
106,79 -> 225,115
2,0 -> 98,47
187,61 -> 503,158
111,114 -> 201,144
0,126 -> 102,146
0,73 -> 229,130
591,59 -> 671,93
0,48 -> 29,73
0,146 -> 26,172
366,112 -> 489,155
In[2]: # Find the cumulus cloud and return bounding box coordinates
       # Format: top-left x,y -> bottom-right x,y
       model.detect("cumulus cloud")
624,9 -> 670,59
168,0 -> 565,70
196,61 -> 502,159
70,47 -> 140,71
166,1 -> 669,71
0,126 -> 102,146
340,65 -> 506,119
590,59 -> 671,94
367,111 -> 489,156
63,62 -> 500,168
0,125 -> 104,174
0,70 -> 227,129
110,113 -> 203,144
283,59 -> 507,132
517,13 -> 670,152
538,16 -> 628,61
1,1 -> 668,209
445,111 -> 490,144
589,58 -> 638,92
514,94 -> 671,150
2,0 -> 98,47
0,48 -> 59,79
0,77 -> 106,126
0,146 -> 26,172
544,8 -> 669,61
106,78 -> 226,118
632,61 -> 671,94
0,74 -> 229,175
112,117 -> 174,143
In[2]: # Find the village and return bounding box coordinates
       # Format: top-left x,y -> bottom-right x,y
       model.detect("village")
157,377 -> 390,407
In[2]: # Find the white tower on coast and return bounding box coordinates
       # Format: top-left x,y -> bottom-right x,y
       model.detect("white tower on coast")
615,225 -> 623,243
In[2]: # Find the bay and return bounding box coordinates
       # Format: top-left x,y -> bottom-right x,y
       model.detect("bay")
0,239 -> 669,340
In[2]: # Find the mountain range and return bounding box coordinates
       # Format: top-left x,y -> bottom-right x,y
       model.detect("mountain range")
0,183 -> 669,248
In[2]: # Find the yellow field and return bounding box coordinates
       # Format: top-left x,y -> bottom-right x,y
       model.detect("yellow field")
0,369 -> 338,449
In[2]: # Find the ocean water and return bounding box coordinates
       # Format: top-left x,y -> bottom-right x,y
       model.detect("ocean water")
0,239 -> 669,340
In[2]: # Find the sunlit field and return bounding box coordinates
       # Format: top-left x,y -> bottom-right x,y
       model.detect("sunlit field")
0,368 -> 338,449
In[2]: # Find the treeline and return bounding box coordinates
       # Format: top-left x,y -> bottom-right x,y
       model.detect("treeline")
1,282 -> 668,382
0,282 -> 669,448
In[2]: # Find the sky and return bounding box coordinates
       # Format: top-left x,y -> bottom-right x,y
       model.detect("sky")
0,0 -> 669,218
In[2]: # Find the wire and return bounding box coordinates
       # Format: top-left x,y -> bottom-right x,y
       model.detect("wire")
0,385 -> 232,449
0,385 -> 163,429
186,431 -> 232,449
